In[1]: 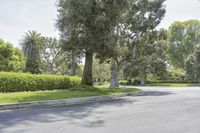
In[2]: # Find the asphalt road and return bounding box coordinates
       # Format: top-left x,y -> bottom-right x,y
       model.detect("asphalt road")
1,87 -> 200,133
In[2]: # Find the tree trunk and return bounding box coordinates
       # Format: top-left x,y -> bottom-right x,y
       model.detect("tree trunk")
70,51 -> 77,76
81,50 -> 93,86
109,58 -> 119,88
127,78 -> 132,85
132,45 -> 136,62
50,64 -> 55,74
139,69 -> 145,86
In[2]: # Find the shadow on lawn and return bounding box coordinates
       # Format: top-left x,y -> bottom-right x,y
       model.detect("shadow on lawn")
0,98 -> 136,132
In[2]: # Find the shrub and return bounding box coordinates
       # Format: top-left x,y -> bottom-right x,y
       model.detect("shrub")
68,76 -> 82,87
119,79 -> 143,85
167,69 -> 186,81
145,80 -> 197,84
0,72 -> 81,92
118,80 -> 128,85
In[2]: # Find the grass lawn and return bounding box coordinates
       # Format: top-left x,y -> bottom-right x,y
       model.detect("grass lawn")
0,87 -> 140,105
146,83 -> 199,87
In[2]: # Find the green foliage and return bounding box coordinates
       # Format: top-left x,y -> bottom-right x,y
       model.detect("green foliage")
168,20 -> 200,69
186,47 -> 200,83
167,68 -> 186,81
20,31 -> 43,74
68,76 -> 82,87
123,30 -> 168,85
57,0 -> 130,85
145,83 -> 197,87
93,59 -> 110,82
150,58 -> 168,80
186,55 -> 196,81
118,80 -> 128,85
195,48 -> 200,82
0,39 -> 24,72
40,37 -> 68,74
41,37 -> 82,75
0,72 -> 81,92
108,0 -> 166,87
57,0 -> 128,56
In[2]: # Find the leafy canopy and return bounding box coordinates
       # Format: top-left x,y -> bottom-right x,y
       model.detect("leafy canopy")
0,39 -> 24,72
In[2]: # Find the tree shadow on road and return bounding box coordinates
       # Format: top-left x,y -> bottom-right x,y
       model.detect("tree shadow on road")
0,98 -> 136,132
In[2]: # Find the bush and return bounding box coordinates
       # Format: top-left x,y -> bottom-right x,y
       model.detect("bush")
167,69 -> 186,81
119,79 -> 142,85
0,72 -> 81,92
118,80 -> 128,85
145,80 -> 197,84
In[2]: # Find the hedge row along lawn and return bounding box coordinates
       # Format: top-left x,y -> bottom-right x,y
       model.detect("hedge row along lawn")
0,72 -> 81,92
0,86 -> 140,104
146,83 -> 199,87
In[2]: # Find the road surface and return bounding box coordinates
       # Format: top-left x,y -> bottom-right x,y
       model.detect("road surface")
1,87 -> 200,133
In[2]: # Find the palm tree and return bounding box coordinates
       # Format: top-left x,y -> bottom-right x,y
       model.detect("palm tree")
21,31 -> 41,57
20,30 -> 42,74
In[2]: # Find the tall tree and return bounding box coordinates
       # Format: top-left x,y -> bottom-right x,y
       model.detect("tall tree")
66,50 -> 82,76
57,0 -> 128,86
195,47 -> 200,83
168,20 -> 200,69
123,29 -> 167,85
109,0 -> 166,88
185,47 -> 200,83
40,37 -> 65,74
20,31 -> 42,74
185,55 -> 196,81
0,39 -> 24,72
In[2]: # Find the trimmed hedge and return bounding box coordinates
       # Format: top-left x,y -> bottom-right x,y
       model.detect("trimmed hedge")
145,80 -> 198,84
0,72 -> 81,92
119,79 -> 198,86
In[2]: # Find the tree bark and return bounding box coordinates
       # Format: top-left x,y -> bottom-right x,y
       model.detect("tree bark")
139,69 -> 145,86
81,50 -> 93,86
109,58 -> 119,88
70,50 -> 77,76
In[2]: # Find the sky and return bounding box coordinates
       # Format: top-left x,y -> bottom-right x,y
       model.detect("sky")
0,0 -> 200,47
0,0 -> 58,47
158,0 -> 200,29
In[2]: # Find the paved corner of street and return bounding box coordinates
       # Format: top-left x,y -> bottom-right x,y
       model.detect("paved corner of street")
1,87 -> 200,133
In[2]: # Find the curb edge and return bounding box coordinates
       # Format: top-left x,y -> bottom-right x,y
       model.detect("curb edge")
0,90 -> 143,110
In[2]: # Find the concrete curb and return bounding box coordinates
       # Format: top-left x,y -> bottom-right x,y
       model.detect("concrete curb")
0,91 -> 143,111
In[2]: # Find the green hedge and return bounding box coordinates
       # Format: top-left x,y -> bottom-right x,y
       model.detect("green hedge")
0,72 -> 81,92
119,79 -> 198,86
145,80 -> 198,84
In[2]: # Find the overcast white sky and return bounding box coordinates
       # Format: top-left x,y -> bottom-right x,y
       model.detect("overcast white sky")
0,0 -> 200,47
